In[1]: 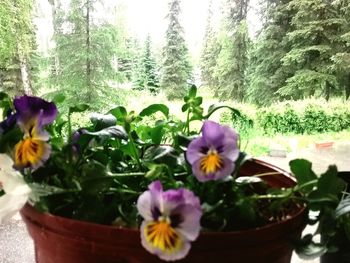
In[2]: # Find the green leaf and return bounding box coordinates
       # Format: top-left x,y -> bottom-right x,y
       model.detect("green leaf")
335,197 -> 350,218
69,104 -> 89,114
109,106 -> 127,121
318,165 -> 344,198
0,92 -> 9,101
139,104 -> 169,118
52,94 -> 66,104
188,84 -> 197,98
181,103 -> 189,112
150,125 -> 164,145
85,125 -> 128,140
193,96 -> 203,106
90,113 -> 116,129
290,159 -> 317,192
143,146 -> 179,167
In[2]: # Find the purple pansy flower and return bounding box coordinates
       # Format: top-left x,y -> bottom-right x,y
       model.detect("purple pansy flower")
137,181 -> 202,261
0,110 -> 17,135
186,120 -> 239,182
13,96 -> 57,169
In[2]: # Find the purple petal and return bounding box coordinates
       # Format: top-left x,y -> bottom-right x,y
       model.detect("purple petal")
202,120 -> 224,146
212,157 -> 235,180
14,96 -> 57,126
174,204 -> 201,241
186,137 -> 206,165
0,110 -> 17,135
221,138 -> 240,162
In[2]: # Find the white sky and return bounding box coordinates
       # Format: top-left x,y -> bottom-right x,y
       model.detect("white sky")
34,0 -> 261,60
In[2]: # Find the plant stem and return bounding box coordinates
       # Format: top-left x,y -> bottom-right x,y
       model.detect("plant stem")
253,172 -> 282,177
128,132 -> 143,171
186,110 -> 190,135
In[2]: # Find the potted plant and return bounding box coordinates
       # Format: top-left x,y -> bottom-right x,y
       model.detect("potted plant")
295,170 -> 350,263
0,87 -> 346,262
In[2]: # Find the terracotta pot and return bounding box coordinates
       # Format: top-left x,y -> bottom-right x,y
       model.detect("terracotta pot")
20,159 -> 307,263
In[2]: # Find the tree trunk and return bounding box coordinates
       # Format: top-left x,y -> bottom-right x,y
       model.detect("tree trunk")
346,74 -> 350,100
18,54 -> 33,95
48,0 -> 60,75
86,0 -> 92,102
325,81 -> 331,101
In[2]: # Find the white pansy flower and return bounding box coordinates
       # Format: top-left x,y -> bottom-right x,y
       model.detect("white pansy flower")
0,154 -> 31,223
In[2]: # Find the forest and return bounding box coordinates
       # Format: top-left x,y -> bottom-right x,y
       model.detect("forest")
0,0 -> 350,110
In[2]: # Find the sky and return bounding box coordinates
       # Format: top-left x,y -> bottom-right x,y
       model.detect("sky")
34,0 -> 261,60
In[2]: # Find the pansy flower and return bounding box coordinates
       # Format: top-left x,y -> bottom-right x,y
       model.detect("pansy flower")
186,120 -> 239,182
13,96 -> 57,169
0,154 -> 31,223
0,109 -> 17,135
137,181 -> 202,261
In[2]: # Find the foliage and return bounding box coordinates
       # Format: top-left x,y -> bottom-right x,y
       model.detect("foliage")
160,0 -> 193,100
0,0 -> 35,95
132,35 -> 160,93
247,0 -> 294,105
200,0 -> 221,93
46,0 -> 133,110
257,100 -> 350,135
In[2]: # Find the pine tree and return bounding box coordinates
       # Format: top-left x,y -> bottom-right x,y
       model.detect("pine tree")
247,0 -> 294,105
0,0 -> 35,96
214,0 -> 250,101
200,0 -> 221,93
332,0 -> 350,99
278,0 -> 343,100
133,35 -> 159,93
161,0 -> 192,100
49,0 -> 130,109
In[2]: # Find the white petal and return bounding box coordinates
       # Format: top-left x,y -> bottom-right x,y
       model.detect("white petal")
0,154 -> 14,170
0,193 -> 29,223
1,171 -> 31,195
137,191 -> 154,221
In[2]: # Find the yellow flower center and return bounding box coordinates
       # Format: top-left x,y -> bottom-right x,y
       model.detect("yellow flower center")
144,220 -> 182,252
15,138 -> 46,168
200,150 -> 223,174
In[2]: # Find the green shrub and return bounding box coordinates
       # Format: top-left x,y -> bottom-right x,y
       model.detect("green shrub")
257,99 -> 350,135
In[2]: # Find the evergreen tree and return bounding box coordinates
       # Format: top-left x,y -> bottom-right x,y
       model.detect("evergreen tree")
161,0 -> 192,100
278,0 -> 343,100
214,0 -> 250,101
332,0 -> 350,99
133,35 -> 159,93
200,0 -> 221,93
48,0 -> 131,109
0,0 -> 35,95
247,0 -> 294,105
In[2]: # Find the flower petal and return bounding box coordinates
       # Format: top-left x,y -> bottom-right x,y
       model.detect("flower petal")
0,154 -> 14,170
186,137 -> 206,165
137,191 -> 154,221
202,120 -> 224,146
140,220 -> 191,261
0,193 -> 28,223
14,139 -> 51,169
14,95 -> 57,127
172,204 -> 201,241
